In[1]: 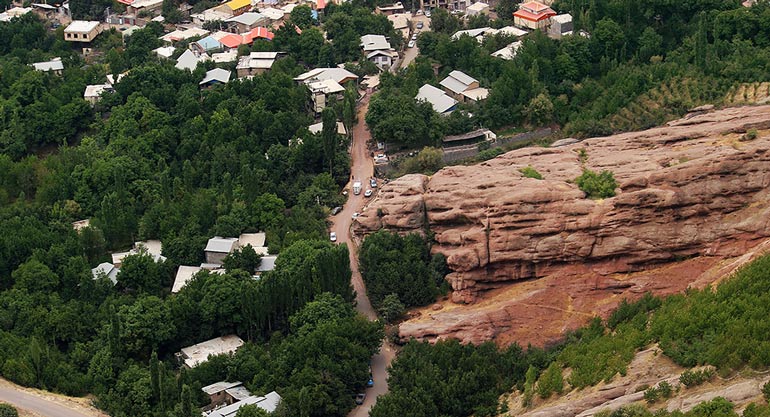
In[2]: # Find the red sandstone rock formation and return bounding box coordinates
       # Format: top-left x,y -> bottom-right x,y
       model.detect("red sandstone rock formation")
354,105 -> 770,347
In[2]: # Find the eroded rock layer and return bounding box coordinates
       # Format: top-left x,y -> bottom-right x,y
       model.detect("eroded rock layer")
354,105 -> 770,346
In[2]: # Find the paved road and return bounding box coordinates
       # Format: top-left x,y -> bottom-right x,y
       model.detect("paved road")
0,378 -> 106,417
331,96 -> 396,417
400,14 -> 431,69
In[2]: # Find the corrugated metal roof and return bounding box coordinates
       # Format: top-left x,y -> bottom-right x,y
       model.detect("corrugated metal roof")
416,84 -> 457,114
205,237 -> 239,253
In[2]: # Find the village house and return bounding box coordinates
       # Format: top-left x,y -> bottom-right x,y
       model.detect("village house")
360,34 -> 398,69
440,70 -> 489,102
84,84 -> 113,105
0,6 -> 32,22
308,121 -> 347,135
172,266 -> 202,293
491,41 -> 522,60
416,84 -> 458,115
72,219 -> 91,231
204,391 -> 282,417
548,13 -> 573,39
177,335 -> 244,368
259,7 -> 284,27
386,13 -> 410,39
64,20 -> 102,43
236,51 -> 282,77
217,0 -> 252,16
225,12 -> 269,33
191,7 -> 232,24
112,240 -> 166,268
238,233 -> 269,255
191,35 -> 223,54
161,27 -> 210,43
513,1 -> 556,30
374,2 -> 404,15
176,49 -> 210,71
31,57 -> 64,75
91,262 -> 120,284
124,0 -> 164,16
295,67 -> 358,114
465,1 -> 488,16
205,237 -> 240,265
200,68 -> 232,88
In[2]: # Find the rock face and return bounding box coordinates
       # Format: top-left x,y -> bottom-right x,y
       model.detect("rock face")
353,105 -> 770,346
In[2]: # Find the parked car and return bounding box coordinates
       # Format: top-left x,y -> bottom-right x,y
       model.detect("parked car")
364,189 -> 373,197
425,9 -> 431,17
408,40 -> 416,48
331,206 -> 342,215
367,377 -> 374,387
329,232 -> 337,242
352,212 -> 359,219
355,393 -> 366,405
416,9 -> 423,14
416,21 -> 424,29
411,33 -> 418,41
370,178 -> 377,188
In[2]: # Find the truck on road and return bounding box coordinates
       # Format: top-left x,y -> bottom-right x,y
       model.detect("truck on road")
353,181 -> 362,195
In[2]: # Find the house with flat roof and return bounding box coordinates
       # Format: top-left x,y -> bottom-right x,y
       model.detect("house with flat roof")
255,255 -> 278,279
64,21 -> 102,42
161,27 -> 210,43
236,51 -> 282,77
205,237 -> 240,265
374,2 -> 404,15
548,14 -> 573,39
84,84 -> 113,105
112,240 -> 166,268
439,70 -> 489,103
238,233 -> 269,255
200,68 -> 232,88
308,121 -> 347,135
125,0 -> 164,15
466,1 -> 488,16
206,391 -> 282,417
202,381 -> 244,407
416,84 -> 458,115
0,6 -> 32,22
91,262 -> 120,284
31,57 -> 64,75
513,1 -> 556,30
172,266 -> 202,293
177,335 -> 244,368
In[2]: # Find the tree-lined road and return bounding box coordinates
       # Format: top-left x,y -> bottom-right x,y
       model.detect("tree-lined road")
331,96 -> 396,417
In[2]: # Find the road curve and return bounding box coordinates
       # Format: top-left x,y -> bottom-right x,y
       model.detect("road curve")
330,96 -> 396,417
0,378 -> 107,417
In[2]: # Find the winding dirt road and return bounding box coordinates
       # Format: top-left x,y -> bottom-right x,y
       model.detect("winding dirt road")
330,96 -> 396,417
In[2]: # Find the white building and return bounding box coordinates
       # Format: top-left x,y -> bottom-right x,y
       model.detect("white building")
177,335 -> 244,368
491,41 -> 522,60
236,51 -> 281,77
64,20 -> 102,42
416,84 -> 457,115
205,391 -> 282,417
465,1 -> 488,16
91,262 -> 120,284
31,57 -> 64,75
439,70 -> 489,103
205,237 -> 240,265
84,84 -> 112,105
360,34 -> 397,70
172,266 -> 202,293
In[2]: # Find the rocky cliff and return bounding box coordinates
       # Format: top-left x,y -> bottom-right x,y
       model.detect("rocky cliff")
353,105 -> 770,347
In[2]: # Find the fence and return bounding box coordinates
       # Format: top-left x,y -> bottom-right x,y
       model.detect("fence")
441,128 -> 552,163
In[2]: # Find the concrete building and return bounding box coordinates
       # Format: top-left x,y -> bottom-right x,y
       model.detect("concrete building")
205,237 -> 240,265
172,266 -> 202,293
84,84 -> 112,105
225,12 -> 269,32
176,49 -> 210,71
295,68 -> 357,113
548,13 -> 573,38
199,68 -> 232,88
206,391 -> 282,417
238,233 -> 269,255
465,1 -> 488,16
374,2 -> 404,15
491,41 -> 522,60
361,34 -> 397,70
177,335 -> 244,368
64,20 -> 102,42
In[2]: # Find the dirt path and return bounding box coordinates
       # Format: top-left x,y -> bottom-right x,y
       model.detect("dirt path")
329,96 -> 396,417
0,378 -> 107,417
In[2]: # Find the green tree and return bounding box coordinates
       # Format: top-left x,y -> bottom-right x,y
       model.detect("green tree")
0,403 -> 18,417
223,245 -> 263,274
321,107 -> 339,174
378,293 -> 405,323
575,169 -> 618,199
150,350 -> 160,403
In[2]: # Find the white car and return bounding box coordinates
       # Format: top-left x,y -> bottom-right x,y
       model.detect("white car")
425,9 -> 431,17
408,40 -> 416,48
330,232 -> 337,242
416,9 -> 423,15
411,33 -> 418,41
352,212 -> 359,219
364,189 -> 373,197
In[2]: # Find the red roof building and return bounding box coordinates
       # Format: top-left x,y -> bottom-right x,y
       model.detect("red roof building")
219,34 -> 244,49
513,1 -> 556,30
243,26 -> 275,42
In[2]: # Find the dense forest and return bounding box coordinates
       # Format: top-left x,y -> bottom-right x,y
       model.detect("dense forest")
366,0 -> 770,146
0,7 -> 386,417
372,253 -> 770,416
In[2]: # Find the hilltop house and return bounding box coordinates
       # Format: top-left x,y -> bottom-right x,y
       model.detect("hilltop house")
513,1 -> 556,30
295,67 -> 358,114
440,70 -> 489,103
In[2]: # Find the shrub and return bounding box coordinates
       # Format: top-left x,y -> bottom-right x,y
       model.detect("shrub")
575,169 -> 618,199
679,368 -> 715,387
644,381 -> 675,403
536,362 -> 564,398
520,166 -> 543,180
0,404 -> 18,417
763,381 -> 770,402
741,129 -> 758,141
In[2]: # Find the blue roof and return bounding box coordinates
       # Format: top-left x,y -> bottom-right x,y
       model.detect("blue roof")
196,36 -> 222,51
311,9 -> 318,20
